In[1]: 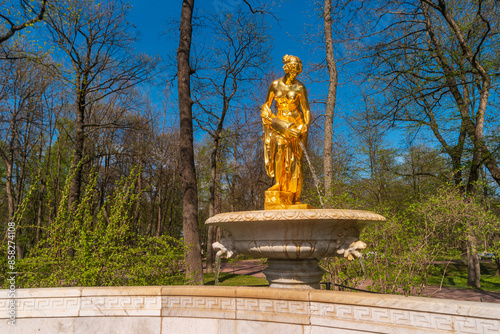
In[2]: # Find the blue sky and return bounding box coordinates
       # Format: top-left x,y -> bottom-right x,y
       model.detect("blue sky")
128,0 -> 323,66
126,1 -> 329,128
127,2 -> 339,112
126,0 -> 406,148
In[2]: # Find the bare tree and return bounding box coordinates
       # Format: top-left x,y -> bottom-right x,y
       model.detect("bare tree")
0,56 -> 54,257
348,0 -> 500,288
323,0 -> 339,207
177,0 -> 203,284
0,0 -> 47,44
191,8 -> 271,272
45,0 -> 158,208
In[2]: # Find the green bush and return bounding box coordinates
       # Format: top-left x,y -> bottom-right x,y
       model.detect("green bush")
322,186 -> 499,296
0,166 -> 185,288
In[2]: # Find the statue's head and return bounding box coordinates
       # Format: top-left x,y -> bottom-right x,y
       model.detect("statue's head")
282,55 -> 303,78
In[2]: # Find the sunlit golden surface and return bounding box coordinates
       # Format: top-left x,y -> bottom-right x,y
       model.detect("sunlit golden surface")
261,55 -> 312,209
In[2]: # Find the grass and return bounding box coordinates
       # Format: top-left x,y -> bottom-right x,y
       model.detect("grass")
92,257 -> 500,292
204,272 -> 268,286
157,272 -> 268,287
427,261 -> 500,292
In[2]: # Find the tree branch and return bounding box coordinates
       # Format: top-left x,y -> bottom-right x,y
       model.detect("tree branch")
0,0 -> 48,44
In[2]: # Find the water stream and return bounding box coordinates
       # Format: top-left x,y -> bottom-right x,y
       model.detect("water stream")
359,256 -> 366,279
298,140 -> 325,207
214,252 -> 222,286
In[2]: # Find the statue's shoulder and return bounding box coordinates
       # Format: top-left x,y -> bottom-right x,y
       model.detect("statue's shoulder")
295,79 -> 306,90
270,78 -> 282,89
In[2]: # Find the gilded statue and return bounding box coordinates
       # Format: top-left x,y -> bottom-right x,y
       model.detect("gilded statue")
261,55 -> 313,210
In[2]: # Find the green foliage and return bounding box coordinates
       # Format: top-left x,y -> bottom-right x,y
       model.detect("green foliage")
322,186 -> 499,296
0,166 -> 185,288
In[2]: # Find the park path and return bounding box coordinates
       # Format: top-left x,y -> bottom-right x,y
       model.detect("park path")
205,259 -> 500,304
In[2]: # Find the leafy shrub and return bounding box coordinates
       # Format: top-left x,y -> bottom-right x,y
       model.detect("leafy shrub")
0,166 -> 185,288
322,186 -> 498,296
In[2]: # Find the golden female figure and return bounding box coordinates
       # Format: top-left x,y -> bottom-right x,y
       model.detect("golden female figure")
261,55 -> 312,209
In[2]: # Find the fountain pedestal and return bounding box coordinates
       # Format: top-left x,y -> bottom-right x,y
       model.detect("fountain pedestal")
263,259 -> 325,289
206,209 -> 385,289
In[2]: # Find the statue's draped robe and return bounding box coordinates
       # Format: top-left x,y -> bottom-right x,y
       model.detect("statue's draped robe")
261,103 -> 308,200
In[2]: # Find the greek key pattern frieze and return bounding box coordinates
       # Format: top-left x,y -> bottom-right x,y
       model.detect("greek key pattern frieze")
310,302 -> 500,333
0,297 -> 80,313
237,298 -> 308,315
0,296 -> 162,318
162,296 -> 235,312
81,296 -> 160,310
0,299 -> 8,311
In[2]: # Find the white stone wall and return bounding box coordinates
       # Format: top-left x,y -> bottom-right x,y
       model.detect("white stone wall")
1,286 -> 499,333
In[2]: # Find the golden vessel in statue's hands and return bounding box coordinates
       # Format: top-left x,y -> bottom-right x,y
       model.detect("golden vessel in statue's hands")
261,55 -> 312,210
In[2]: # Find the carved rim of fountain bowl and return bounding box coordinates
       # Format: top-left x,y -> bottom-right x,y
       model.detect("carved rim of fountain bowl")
205,209 -> 386,225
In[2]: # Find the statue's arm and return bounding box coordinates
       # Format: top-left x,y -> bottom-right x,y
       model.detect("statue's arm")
263,83 -> 275,109
299,86 -> 311,133
261,83 -> 276,125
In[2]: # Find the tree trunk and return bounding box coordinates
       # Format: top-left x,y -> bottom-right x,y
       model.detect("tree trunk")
133,157 -> 143,233
466,223 -> 481,288
466,132 -> 483,195
424,98 -> 466,189
421,1 -> 491,287
50,148 -> 62,225
36,129 -> 47,244
36,182 -> 45,243
206,228 -> 216,275
323,0 -> 338,207
206,135 -> 220,274
146,189 -> 157,237
451,125 -> 465,189
5,157 -> 15,224
68,76 -> 87,209
156,179 -> 163,238
177,0 -> 203,285
66,82 -> 86,258
165,160 -> 178,236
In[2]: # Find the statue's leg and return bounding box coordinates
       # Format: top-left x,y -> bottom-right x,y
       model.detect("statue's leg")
293,168 -> 303,203
270,135 -> 287,191
292,143 -> 303,203
283,138 -> 297,193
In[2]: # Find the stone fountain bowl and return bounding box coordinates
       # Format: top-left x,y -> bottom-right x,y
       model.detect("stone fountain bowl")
206,209 -> 385,260
206,209 -> 385,289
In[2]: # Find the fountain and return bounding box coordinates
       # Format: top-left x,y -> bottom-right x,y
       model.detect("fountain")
206,55 -> 385,289
5,56 -> 497,334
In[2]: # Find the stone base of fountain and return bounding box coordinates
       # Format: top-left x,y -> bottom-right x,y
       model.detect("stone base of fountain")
207,209 -> 385,289
263,259 -> 325,289
264,190 -> 314,210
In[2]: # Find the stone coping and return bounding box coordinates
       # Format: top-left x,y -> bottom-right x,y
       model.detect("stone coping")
206,209 -> 386,224
2,285 -> 499,318
1,286 -> 499,333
